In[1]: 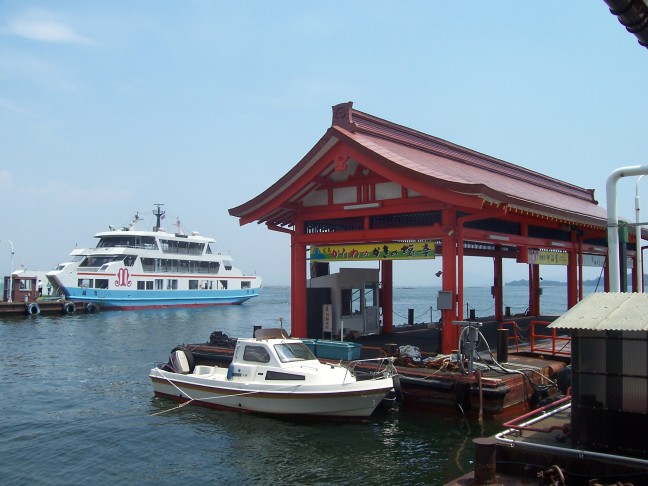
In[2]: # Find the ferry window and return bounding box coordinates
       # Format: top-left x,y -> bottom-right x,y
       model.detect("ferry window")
167,279 -> 178,290
243,345 -> 270,363
224,261 -> 232,270
206,243 -> 213,254
146,281 -> 153,290
141,258 -> 155,272
210,262 -> 220,274
199,261 -> 210,274
81,255 -> 121,268
189,280 -> 199,290
95,279 -> 109,289
137,281 -> 146,290
19,279 -> 32,291
78,279 -> 92,288
124,255 -> 136,267
142,236 -> 158,250
219,280 -> 228,289
242,281 -> 251,289
155,279 -> 164,290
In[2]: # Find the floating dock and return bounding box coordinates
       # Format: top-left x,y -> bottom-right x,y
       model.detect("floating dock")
0,299 -> 99,316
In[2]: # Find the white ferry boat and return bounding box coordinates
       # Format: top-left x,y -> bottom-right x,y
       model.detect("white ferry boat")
46,206 -> 262,310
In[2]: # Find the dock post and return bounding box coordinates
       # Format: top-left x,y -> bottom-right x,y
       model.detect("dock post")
497,328 -> 509,363
472,437 -> 497,485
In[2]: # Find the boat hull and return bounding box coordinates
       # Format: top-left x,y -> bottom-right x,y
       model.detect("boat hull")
150,368 -> 394,418
61,287 -> 260,310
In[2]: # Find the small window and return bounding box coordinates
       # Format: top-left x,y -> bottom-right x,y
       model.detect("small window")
78,279 -> 92,288
146,281 -> 154,290
167,279 -> 178,290
189,280 -> 199,290
242,281 -> 251,289
137,281 -> 146,290
243,345 -> 270,363
95,279 -> 109,289
155,279 -> 164,290
219,280 -> 228,289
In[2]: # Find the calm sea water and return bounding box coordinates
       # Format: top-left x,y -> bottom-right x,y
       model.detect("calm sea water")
0,286 -> 585,485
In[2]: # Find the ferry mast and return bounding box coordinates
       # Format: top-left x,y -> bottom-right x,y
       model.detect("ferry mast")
153,204 -> 165,232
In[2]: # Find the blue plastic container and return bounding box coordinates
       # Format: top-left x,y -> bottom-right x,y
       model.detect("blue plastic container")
314,340 -> 361,360
299,339 -> 316,354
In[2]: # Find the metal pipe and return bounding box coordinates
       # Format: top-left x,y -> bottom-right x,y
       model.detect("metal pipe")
636,175 -> 645,292
496,402 -> 648,469
606,165 -> 648,292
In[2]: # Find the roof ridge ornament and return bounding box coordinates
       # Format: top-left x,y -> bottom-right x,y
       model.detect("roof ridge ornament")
331,101 -> 357,131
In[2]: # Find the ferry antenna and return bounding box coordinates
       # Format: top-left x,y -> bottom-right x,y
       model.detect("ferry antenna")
153,204 -> 165,232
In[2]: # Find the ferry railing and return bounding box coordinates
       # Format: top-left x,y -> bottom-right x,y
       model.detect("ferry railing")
498,320 -> 520,352
530,320 -> 571,356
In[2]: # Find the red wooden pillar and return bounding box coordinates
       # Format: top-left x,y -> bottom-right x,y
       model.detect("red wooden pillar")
567,231 -> 578,308
291,236 -> 307,338
529,264 -> 541,315
441,209 -> 458,354
381,260 -> 393,333
494,253 -> 503,321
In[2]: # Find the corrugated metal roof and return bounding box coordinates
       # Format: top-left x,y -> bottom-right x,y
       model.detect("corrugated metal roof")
549,292 -> 648,331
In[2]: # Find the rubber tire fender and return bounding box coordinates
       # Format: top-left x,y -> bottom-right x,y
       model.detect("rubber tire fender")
62,302 -> 76,314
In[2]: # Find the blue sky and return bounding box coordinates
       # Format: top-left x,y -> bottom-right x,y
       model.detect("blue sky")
1,1 -> 647,287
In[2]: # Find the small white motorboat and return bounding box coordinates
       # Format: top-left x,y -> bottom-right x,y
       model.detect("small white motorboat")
150,330 -> 398,418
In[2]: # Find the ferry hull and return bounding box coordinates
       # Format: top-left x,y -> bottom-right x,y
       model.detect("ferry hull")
61,288 -> 260,310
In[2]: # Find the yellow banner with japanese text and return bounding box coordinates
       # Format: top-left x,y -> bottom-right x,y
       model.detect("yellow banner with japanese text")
310,242 -> 435,261
528,249 -> 568,265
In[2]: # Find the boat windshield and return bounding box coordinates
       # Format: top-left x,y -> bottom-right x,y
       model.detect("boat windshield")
274,342 -> 317,363
80,255 -> 130,268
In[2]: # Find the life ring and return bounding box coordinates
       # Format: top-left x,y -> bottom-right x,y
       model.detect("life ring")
85,302 -> 99,314
25,302 -> 41,316
62,302 -> 76,315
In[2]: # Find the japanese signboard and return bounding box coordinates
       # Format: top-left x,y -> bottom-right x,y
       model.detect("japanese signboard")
309,242 -> 435,261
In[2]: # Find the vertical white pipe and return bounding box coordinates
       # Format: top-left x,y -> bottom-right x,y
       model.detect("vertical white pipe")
607,165 -> 648,292
636,175 -> 645,292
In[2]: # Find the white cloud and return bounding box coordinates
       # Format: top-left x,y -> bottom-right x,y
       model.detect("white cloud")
4,10 -> 92,45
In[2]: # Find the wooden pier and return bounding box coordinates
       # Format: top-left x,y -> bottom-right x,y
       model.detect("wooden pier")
0,299 -> 98,316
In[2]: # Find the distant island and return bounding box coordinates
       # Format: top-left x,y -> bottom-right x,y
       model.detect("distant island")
506,275 -> 646,287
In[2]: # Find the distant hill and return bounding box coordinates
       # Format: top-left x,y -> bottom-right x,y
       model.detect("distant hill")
506,275 -> 646,287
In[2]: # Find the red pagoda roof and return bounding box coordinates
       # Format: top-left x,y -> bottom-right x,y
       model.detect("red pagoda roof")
230,102 -> 608,229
